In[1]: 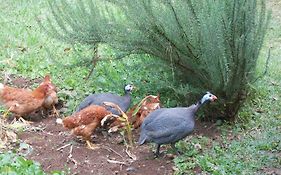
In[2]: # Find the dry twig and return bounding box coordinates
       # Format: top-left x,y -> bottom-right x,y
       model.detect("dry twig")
103,145 -> 124,159
67,145 -> 78,168
56,143 -> 71,151
103,102 -> 134,148
125,147 -> 137,161
107,159 -> 127,165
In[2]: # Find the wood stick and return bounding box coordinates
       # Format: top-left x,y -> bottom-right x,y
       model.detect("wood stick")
67,145 -> 78,168
107,159 -> 127,165
56,143 -> 71,151
103,145 -> 124,159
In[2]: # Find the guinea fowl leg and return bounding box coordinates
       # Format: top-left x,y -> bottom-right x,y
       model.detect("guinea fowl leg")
154,144 -> 161,157
171,143 -> 181,156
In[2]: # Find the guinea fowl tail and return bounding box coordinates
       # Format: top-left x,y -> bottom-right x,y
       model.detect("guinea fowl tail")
138,133 -> 147,145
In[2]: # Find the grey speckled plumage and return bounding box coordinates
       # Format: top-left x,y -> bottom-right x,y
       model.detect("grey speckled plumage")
138,92 -> 217,157
76,84 -> 133,115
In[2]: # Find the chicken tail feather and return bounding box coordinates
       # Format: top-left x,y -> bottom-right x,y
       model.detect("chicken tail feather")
0,83 -> 4,94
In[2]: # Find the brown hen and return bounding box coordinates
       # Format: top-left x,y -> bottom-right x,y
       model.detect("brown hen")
61,105 -> 112,149
42,79 -> 59,117
0,75 -> 55,123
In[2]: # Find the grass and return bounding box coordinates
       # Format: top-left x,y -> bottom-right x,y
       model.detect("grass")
0,0 -> 185,113
0,0 -> 280,174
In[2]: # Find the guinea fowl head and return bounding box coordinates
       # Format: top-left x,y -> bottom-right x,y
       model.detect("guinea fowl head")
124,84 -> 134,94
200,92 -> 217,104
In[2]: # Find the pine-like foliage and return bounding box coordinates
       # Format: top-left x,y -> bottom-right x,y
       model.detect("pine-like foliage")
44,0 -> 270,120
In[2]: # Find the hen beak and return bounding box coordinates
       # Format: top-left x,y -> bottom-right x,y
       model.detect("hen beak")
212,95 -> 218,101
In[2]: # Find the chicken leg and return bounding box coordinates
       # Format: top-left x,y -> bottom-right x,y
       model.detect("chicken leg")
72,121 -> 101,150
52,105 -> 60,117
17,116 -> 33,124
2,107 -> 12,119
86,140 -> 99,150
2,105 -> 32,124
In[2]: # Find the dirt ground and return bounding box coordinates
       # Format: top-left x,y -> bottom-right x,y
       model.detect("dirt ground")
18,117 -> 220,175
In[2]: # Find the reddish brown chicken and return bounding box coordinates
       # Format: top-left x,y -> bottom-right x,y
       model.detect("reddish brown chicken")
109,95 -> 161,131
60,105 -> 112,149
0,75 -> 55,123
131,96 -> 161,128
42,80 -> 59,117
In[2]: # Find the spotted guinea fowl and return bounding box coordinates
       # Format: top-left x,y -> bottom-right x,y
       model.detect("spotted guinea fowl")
138,92 -> 217,157
76,84 -> 134,115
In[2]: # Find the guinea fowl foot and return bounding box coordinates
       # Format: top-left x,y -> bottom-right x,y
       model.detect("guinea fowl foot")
86,140 -> 99,150
154,153 -> 160,158
153,144 -> 161,158
170,143 -> 181,156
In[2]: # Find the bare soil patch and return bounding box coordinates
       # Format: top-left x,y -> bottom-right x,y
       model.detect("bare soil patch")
17,117 -> 221,175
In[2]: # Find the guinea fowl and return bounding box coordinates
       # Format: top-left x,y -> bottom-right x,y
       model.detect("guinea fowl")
76,84 -> 134,115
138,92 -> 217,157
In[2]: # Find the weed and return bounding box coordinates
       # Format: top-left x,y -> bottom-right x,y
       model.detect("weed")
0,152 -> 65,175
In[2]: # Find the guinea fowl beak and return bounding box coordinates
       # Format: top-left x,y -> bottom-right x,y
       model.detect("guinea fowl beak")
212,95 -> 218,101
131,85 -> 137,91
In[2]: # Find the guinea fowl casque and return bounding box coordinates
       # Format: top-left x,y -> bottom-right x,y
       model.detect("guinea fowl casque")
76,84 -> 134,115
138,92 -> 217,157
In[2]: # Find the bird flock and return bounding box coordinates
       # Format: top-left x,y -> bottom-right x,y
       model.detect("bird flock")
0,75 -> 217,157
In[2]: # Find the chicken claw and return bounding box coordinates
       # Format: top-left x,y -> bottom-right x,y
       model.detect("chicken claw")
52,105 -> 60,117
86,140 -> 99,150
2,110 -> 10,119
18,117 -> 33,124
2,105 -> 15,119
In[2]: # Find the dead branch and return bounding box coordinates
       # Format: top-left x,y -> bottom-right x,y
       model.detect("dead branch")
102,145 -> 124,159
56,143 -> 71,151
131,95 -> 158,116
100,114 -> 120,126
125,147 -> 137,161
103,102 -> 134,148
107,159 -> 127,165
67,145 -> 78,168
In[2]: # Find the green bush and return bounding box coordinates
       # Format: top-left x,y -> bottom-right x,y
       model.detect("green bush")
43,0 -> 270,120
